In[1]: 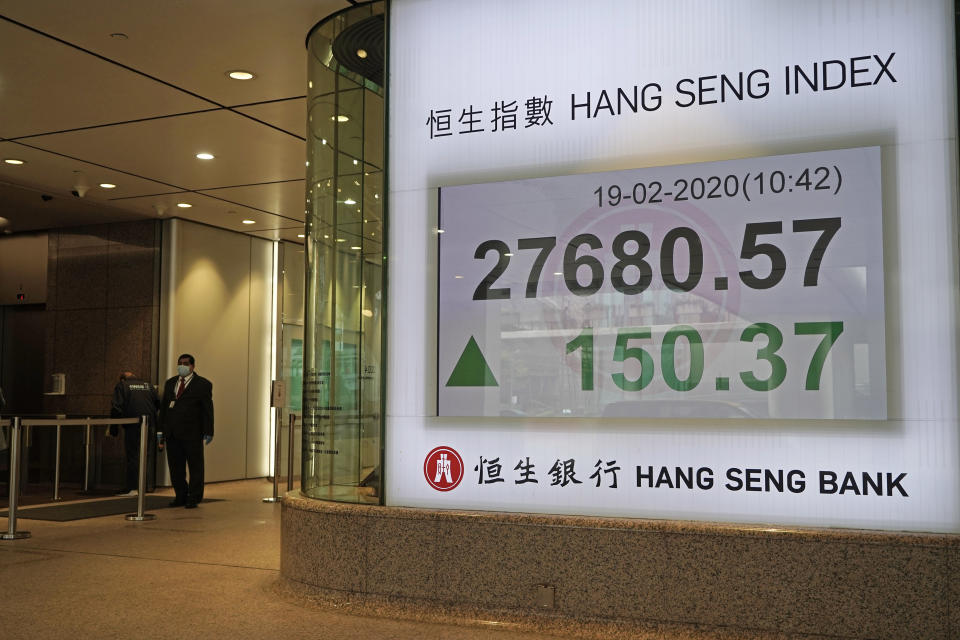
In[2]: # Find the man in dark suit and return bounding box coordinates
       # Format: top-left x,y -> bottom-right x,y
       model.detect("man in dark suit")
158,353 -> 214,508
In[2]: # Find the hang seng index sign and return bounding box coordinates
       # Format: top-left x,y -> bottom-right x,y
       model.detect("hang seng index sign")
438,147 -> 885,420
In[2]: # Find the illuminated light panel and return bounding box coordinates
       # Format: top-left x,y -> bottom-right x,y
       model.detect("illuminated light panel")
176,203 -> 192,208
196,152 -> 215,160
227,70 -> 255,80
3,159 -> 24,165
242,219 -> 256,224
99,183 -> 117,189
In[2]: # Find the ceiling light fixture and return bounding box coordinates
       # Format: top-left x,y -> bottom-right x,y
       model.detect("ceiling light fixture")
196,152 -> 215,160
351,246 -> 361,250
344,198 -> 357,205
333,115 -> 350,123
110,33 -> 128,40
99,183 -> 117,189
177,203 -> 192,208
356,49 -> 368,59
227,70 -> 255,80
297,234 -> 305,238
242,219 -> 255,224
3,159 -> 25,165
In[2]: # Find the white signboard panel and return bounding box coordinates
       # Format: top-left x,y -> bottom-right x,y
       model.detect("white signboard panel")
387,0 -> 959,532
438,147 -> 885,420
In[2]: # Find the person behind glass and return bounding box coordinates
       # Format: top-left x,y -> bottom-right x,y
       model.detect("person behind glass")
110,371 -> 159,496
158,354 -> 213,508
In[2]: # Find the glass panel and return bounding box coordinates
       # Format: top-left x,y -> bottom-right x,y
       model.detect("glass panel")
302,2 -> 385,504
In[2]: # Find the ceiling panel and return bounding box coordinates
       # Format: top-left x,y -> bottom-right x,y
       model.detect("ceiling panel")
199,180 -> 306,221
235,98 -> 307,140
0,18 -> 211,139
250,226 -> 307,245
0,0 -> 348,106
0,182 -> 153,233
0,1 -> 370,242
27,110 -> 307,191
0,140 -> 178,198
116,191 -> 297,235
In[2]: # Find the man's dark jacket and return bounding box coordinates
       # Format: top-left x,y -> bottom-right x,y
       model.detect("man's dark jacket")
111,377 -> 158,427
158,374 -> 214,439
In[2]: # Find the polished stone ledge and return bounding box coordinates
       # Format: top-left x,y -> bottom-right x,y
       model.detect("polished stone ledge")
281,492 -> 959,639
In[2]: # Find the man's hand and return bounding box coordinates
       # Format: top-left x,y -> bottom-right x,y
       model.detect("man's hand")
203,435 -> 213,446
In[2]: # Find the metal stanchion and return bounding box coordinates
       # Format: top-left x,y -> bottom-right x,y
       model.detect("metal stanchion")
125,416 -> 156,521
52,417 -> 64,501
262,410 -> 282,503
286,414 -> 296,491
82,418 -> 92,493
2,417 -> 31,540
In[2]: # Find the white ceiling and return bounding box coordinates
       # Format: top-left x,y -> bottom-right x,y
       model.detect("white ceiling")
0,0 -> 353,243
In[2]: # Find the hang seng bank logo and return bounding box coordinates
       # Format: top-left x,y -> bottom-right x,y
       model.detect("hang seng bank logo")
424,446 -> 464,491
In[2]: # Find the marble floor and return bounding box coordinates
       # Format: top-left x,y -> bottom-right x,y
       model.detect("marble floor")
1,479 -> 810,640
0,479 -> 582,640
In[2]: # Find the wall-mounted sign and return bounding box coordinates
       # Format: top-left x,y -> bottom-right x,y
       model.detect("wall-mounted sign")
388,0 -> 959,532
439,147 -> 885,420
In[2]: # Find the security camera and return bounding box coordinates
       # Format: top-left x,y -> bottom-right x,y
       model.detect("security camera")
41,194 -> 53,202
71,170 -> 89,198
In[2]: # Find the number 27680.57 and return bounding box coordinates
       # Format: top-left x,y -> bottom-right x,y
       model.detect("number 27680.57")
470,217 -> 841,300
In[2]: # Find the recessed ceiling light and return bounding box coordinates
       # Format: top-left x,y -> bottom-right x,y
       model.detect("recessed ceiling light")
454,275 -> 464,279
297,234 -> 305,238
321,138 -> 327,145
336,238 -> 345,242
177,203 -> 192,208
227,70 -> 255,80
332,115 -> 349,123
351,246 -> 361,250
356,49 -> 368,59
196,152 -> 215,160
99,183 -> 117,189
3,159 -> 25,165
242,219 -> 256,224
353,159 -> 359,165
437,229 -> 445,234
344,198 -> 356,205
110,33 -> 128,40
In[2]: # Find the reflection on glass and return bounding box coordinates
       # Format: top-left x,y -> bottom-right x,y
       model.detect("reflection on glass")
302,2 -> 384,504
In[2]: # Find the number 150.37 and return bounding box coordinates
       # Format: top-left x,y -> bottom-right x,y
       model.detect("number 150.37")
566,321 -> 843,393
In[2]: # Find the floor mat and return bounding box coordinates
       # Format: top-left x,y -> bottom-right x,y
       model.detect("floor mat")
0,496 -> 224,521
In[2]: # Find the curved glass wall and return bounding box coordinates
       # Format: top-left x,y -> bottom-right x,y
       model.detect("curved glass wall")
303,1 -> 384,503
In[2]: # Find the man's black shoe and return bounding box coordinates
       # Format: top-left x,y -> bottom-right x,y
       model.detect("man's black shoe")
184,501 -> 198,509
168,499 -> 186,507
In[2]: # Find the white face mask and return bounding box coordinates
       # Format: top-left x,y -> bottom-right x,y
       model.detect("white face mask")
177,365 -> 191,378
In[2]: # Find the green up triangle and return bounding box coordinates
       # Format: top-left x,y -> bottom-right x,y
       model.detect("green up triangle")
446,336 -> 499,387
